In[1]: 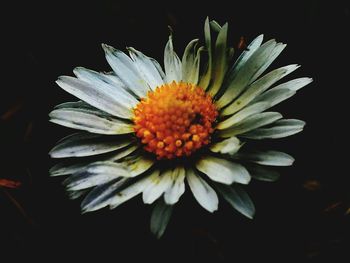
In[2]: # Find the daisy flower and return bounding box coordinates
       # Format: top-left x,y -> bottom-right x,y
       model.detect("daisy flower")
49,18 -> 312,238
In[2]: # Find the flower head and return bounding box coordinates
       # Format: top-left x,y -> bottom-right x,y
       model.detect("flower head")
49,18 -> 312,238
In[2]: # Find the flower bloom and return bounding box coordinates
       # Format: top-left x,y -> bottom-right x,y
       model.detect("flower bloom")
49,18 -> 312,238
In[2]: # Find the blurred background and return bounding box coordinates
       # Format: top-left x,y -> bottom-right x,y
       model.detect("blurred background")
1,0 -> 349,261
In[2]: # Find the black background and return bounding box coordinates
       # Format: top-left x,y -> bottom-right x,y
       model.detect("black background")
1,0 -> 350,262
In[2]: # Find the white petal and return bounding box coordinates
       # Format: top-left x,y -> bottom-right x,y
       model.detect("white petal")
73,67 -> 138,107
102,44 -> 149,98
109,174 -> 156,209
225,34 -> 264,82
252,88 -> 295,109
250,42 -> 287,83
216,184 -> 255,219
237,150 -> 294,166
142,170 -> 172,204
128,47 -> 164,89
216,39 -> 277,108
50,161 -> 88,177
252,77 -> 313,106
49,107 -> 133,135
207,23 -> 228,97
81,178 -> 129,212
49,133 -> 131,158
241,119 -> 305,139
150,57 -> 166,80
221,64 -> 299,116
164,166 -> 185,205
121,154 -> 154,177
64,161 -> 131,191
186,169 -> 218,212
182,39 -> 199,82
108,145 -> 139,161
49,144 -> 139,176
277,77 -> 313,91
150,199 -> 173,239
217,102 -> 270,130
219,112 -> 282,138
164,35 -> 182,82
196,156 -> 251,185
209,136 -> 243,155
56,76 -> 133,119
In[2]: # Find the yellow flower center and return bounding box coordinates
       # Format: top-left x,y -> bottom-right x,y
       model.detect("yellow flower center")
133,82 -> 218,159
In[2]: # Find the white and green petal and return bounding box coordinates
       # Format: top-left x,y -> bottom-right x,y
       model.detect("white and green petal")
196,155 -> 251,185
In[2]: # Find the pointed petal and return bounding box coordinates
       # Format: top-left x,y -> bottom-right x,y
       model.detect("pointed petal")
219,112 -> 282,138
56,76 -> 133,119
221,64 -> 299,115
50,161 -> 88,177
164,35 -> 182,82
216,39 -> 277,108
199,17 -> 212,90
73,67 -> 138,106
186,169 -> 218,212
109,174 -> 155,209
49,133 -> 131,158
225,34 -> 264,82
237,150 -> 295,166
49,107 -> 133,135
64,161 -> 131,191
128,47 -> 164,89
241,119 -> 305,139
81,178 -> 129,212
217,102 -> 270,130
102,44 -> 149,98
246,164 -> 280,182
182,39 -> 199,82
216,184 -> 255,219
196,156 -> 251,185
150,199 -> 173,239
208,23 -> 228,96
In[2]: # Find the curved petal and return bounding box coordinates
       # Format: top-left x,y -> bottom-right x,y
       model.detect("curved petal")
219,112 -> 282,138
49,133 -> 131,158
64,161 -> 131,191
109,174 -> 156,209
237,150 -> 294,166
81,178 -> 129,212
216,39 -> 277,108
216,184 -> 255,219
49,107 -> 133,135
186,169 -> 218,212
196,155 -> 251,185
221,64 -> 299,115
164,35 -> 182,82
182,39 -> 199,82
150,199 -> 173,239
128,47 -> 164,89
102,44 -> 150,98
73,67 -> 138,107
217,102 -> 270,130
56,76 -> 133,119
241,119 -> 305,139
209,136 -> 243,155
